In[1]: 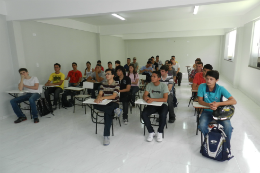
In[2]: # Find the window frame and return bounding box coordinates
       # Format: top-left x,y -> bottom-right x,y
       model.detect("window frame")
224,29 -> 237,62
249,19 -> 260,69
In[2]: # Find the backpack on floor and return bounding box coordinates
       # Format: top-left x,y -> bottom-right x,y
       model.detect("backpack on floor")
37,98 -> 53,116
200,125 -> 233,161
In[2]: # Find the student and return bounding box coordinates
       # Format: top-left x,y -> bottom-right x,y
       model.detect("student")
65,62 -> 82,87
142,71 -> 169,142
151,56 -> 158,71
10,68 -> 41,123
140,61 -> 153,83
192,64 -> 213,90
107,61 -> 115,74
198,70 -> 237,141
124,58 -> 131,72
87,64 -> 106,98
155,55 -> 163,69
159,65 -> 176,123
44,63 -> 65,110
189,61 -> 203,83
171,56 -> 182,86
114,66 -> 131,125
95,60 -> 104,71
167,61 -> 176,80
132,57 -> 139,71
84,61 -> 94,77
193,58 -> 201,69
115,60 -> 121,67
165,60 -> 169,65
93,69 -> 120,146
127,64 -> 139,106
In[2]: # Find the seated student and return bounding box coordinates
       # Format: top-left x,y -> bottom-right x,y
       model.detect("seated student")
155,55 -> 163,69
171,56 -> 182,86
165,60 -> 169,65
193,58 -> 201,69
107,61 -> 115,74
93,69 -> 120,146
132,57 -> 139,71
127,64 -> 139,106
167,61 -> 176,80
142,71 -> 169,142
10,68 -> 41,123
44,63 -> 65,110
84,61 -> 94,78
139,60 -> 153,83
124,58 -> 131,72
95,60 -> 104,71
198,70 -> 237,141
65,62 -> 82,87
115,60 -> 121,78
151,56 -> 158,71
189,61 -> 203,83
114,66 -> 131,125
87,64 -> 106,98
159,65 -> 176,123
192,64 -> 213,90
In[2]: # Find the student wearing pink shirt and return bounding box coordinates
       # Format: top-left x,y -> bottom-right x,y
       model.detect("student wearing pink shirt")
127,64 -> 139,106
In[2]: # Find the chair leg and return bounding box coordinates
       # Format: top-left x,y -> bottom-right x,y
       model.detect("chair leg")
73,97 -> 76,113
112,121 -> 114,136
118,117 -> 121,127
201,131 -> 203,145
144,124 -> 145,136
194,108 -> 196,116
95,111 -> 98,134
188,97 -> 192,107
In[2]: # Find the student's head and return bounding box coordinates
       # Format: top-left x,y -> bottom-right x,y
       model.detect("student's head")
129,64 -> 136,74
72,62 -> 77,70
54,63 -> 61,72
196,61 -> 203,71
151,56 -> 155,62
205,70 -> 219,86
127,58 -> 131,64
18,68 -> 29,77
147,60 -> 152,67
105,69 -> 115,80
165,60 -> 169,64
133,57 -> 136,63
115,60 -> 121,67
108,61 -> 112,69
160,65 -> 169,77
171,56 -> 175,61
97,60 -> 101,65
203,64 -> 213,77
96,64 -> 102,72
195,58 -> 201,64
170,58 -> 175,64
116,65 -> 126,77
167,60 -> 173,67
86,61 -> 91,68
151,71 -> 161,83
156,55 -> 159,61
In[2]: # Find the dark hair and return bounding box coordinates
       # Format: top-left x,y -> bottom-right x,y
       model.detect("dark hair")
147,60 -> 152,64
151,56 -> 154,59
127,58 -> 131,60
160,65 -> 169,72
96,64 -> 101,67
156,55 -> 159,58
108,61 -> 112,65
195,58 -> 201,62
115,60 -> 121,65
171,55 -> 175,58
205,70 -> 219,80
54,63 -> 61,68
18,68 -> 28,73
86,61 -> 91,65
72,62 -> 77,66
204,64 -> 213,70
165,60 -> 169,64
168,60 -> 173,65
105,69 -> 115,75
97,60 -> 101,63
128,64 -> 137,80
152,71 -> 161,78
196,61 -> 203,66
116,65 -> 126,76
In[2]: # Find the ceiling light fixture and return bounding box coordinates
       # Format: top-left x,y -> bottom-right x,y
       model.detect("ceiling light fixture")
112,14 -> 125,20
193,6 -> 199,15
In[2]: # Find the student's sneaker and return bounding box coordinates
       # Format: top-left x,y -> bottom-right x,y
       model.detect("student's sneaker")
147,132 -> 155,142
123,119 -> 128,125
34,118 -> 39,123
114,108 -> 122,117
168,118 -> 176,123
103,136 -> 110,146
14,117 -> 27,124
157,132 -> 163,142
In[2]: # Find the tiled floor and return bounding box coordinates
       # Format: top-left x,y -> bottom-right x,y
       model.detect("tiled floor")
1,76 -> 260,173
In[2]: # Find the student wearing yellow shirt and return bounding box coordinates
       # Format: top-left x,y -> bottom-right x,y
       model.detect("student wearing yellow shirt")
44,63 -> 65,110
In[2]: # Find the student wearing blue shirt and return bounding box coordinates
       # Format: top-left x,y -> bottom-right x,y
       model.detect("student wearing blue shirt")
140,60 -> 153,83
197,70 -> 237,141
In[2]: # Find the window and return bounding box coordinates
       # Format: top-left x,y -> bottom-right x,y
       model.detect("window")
224,30 -> 237,61
249,20 -> 260,68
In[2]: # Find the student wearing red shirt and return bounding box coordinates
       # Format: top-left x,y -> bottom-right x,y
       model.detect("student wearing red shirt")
65,62 -> 82,87
192,64 -> 213,90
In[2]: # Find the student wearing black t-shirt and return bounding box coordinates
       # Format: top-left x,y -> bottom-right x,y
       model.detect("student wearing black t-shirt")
114,66 -> 131,125
151,56 -> 158,71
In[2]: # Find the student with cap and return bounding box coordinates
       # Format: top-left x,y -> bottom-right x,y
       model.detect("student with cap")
132,57 -> 139,71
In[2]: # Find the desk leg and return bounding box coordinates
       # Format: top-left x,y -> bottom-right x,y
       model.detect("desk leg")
196,108 -> 201,135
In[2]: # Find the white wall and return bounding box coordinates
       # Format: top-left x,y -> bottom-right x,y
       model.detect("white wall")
0,15 -> 16,119
125,36 -> 221,72
100,35 -> 126,68
19,21 -> 100,84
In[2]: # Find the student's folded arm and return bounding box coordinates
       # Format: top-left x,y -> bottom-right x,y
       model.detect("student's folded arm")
132,78 -> 139,84
189,78 -> 193,83
192,83 -> 198,90
218,96 -> 237,106
65,76 -> 69,80
143,91 -> 149,101
198,97 -> 210,107
18,81 -> 23,91
102,92 -> 117,100
55,80 -> 64,86
45,80 -> 51,86
24,83 -> 39,90
168,84 -> 173,92
96,77 -> 104,82
86,76 -> 94,82
152,93 -> 168,102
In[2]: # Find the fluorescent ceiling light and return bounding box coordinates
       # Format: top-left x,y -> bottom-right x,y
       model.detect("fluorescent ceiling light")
193,6 -> 199,15
112,14 -> 125,20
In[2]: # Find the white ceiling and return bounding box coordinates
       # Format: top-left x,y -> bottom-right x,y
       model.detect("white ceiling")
71,0 -> 260,26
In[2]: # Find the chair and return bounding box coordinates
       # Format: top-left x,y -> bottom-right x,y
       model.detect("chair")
73,82 -> 91,113
58,80 -> 68,109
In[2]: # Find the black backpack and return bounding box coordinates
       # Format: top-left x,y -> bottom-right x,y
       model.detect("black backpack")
37,98 -> 53,116
61,91 -> 75,107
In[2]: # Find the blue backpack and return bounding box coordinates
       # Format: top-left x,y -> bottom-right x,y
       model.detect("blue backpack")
200,125 -> 233,161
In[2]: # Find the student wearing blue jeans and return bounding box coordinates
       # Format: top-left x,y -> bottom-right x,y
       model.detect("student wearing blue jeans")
11,68 -> 41,123
142,71 -> 169,142
197,70 -> 237,141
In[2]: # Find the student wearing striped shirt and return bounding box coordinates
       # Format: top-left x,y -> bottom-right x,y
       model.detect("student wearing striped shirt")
159,65 -> 176,123
93,69 -> 120,146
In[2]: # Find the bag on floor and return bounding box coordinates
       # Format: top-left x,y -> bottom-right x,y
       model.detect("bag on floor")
61,92 -> 74,107
37,98 -> 52,116
200,125 -> 233,161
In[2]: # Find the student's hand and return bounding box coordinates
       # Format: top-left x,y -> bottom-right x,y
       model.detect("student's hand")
146,98 -> 154,103
92,68 -> 95,72
94,97 -> 103,103
21,75 -> 25,79
209,101 -> 219,110
74,83 -> 78,86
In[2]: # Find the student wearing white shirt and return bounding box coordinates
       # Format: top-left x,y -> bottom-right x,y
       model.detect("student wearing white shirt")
155,55 -> 163,69
10,68 -> 41,124
171,56 -> 182,86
